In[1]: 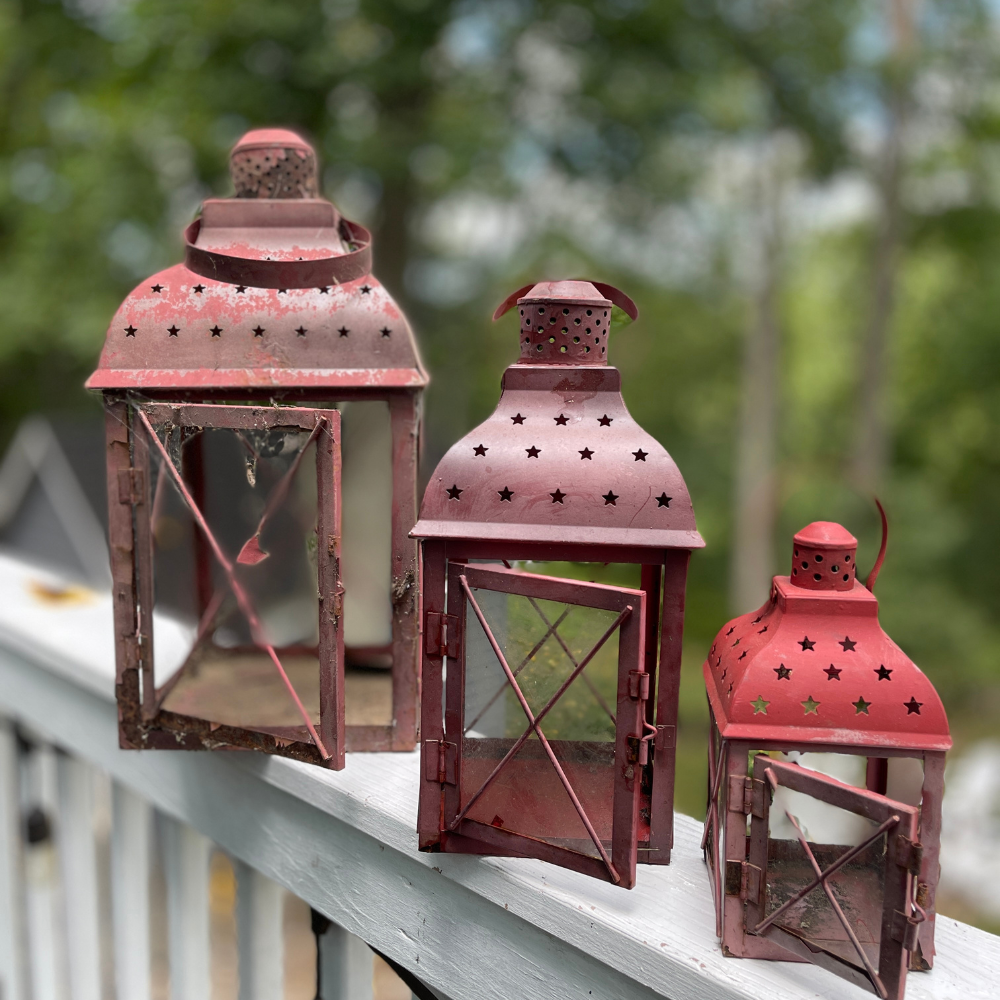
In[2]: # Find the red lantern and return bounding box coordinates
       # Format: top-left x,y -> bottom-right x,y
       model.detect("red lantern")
412,280 -> 703,888
86,129 -> 426,769
703,519 -> 950,999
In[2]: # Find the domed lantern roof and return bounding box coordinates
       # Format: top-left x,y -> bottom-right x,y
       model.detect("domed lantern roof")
86,129 -> 426,394
704,521 -> 950,751
412,280 -> 702,550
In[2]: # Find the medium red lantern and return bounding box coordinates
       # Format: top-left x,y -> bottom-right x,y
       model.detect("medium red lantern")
86,129 -> 426,769
703,519 -> 950,999
412,280 -> 703,888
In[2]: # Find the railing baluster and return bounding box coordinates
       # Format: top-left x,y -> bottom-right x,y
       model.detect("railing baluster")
25,741 -> 68,1000
162,814 -> 211,1000
234,860 -> 284,1000
56,754 -> 102,1000
314,916 -> 373,1000
0,717 -> 27,1000
112,783 -> 151,1000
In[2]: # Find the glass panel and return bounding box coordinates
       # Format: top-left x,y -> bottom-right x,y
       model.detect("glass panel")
339,400 -> 394,726
461,584 -> 619,857
763,764 -> 888,968
149,422 -> 323,734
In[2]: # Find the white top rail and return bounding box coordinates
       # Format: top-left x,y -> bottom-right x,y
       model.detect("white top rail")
0,550 -> 995,1000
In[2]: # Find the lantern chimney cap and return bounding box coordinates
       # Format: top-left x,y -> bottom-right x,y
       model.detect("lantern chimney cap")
793,522 -> 858,549
230,128 -> 318,199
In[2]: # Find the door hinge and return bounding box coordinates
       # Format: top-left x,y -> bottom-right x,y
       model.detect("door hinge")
894,836 -> 923,875
891,909 -> 923,951
424,612 -> 459,658
422,740 -> 457,785
118,468 -> 145,505
628,670 -> 650,700
727,775 -> 766,817
626,735 -> 652,766
724,860 -> 762,902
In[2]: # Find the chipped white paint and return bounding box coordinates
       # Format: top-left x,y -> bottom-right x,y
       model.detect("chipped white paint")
0,550 -> 996,1000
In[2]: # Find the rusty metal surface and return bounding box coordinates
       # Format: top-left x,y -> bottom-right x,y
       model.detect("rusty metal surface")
91,128 -> 425,765
703,522 -> 951,751
416,281 -> 701,886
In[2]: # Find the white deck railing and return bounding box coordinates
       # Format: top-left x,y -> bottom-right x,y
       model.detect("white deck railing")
0,550 -> 996,1000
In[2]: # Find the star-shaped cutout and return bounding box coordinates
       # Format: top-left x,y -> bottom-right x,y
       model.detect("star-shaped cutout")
318,286 -> 330,294
824,664 -> 842,680
473,444 -> 488,457
167,325 -> 179,337
296,326 -> 307,337
338,327 -> 349,337
236,285 -> 247,293
253,326 -> 265,337
801,695 -> 820,715
511,413 -> 526,425
633,449 -> 647,462
875,665 -> 893,681
738,650 -> 747,660
278,289 -> 288,294
579,448 -> 594,460
751,615 -> 763,624
381,327 -> 391,337
853,696 -> 871,715
550,489 -> 566,504
151,284 -> 163,293
656,493 -> 672,507
774,664 -> 791,680
757,626 -> 768,634
904,697 -> 922,715
446,484 -> 463,500
193,284 -> 205,293
526,446 -> 541,458
498,487 -> 513,502
124,324 -> 137,337
799,636 -> 816,651
554,414 -> 569,426
210,325 -> 222,337
839,636 -> 857,651
751,695 -> 769,715
598,414 -> 613,426
361,284 -> 372,294
602,490 -> 618,506
726,626 -> 735,636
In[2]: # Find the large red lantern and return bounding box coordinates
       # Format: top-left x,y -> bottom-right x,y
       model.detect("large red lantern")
703,520 -> 950,999
412,280 -> 703,888
86,129 -> 426,769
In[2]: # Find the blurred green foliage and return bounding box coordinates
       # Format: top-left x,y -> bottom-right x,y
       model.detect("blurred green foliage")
0,1 -> 997,813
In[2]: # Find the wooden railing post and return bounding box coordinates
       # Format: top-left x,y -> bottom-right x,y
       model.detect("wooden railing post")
312,910 -> 373,1000
162,814 -> 211,1000
0,717 -> 27,1000
56,753 -> 102,1000
111,783 -> 151,1000
234,859 -> 284,1000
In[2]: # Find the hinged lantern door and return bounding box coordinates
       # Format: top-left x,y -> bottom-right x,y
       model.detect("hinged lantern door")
746,756 -> 922,1000
112,401 -> 345,768
437,562 -> 647,888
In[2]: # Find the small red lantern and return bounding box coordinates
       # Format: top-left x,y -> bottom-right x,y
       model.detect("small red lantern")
412,280 -> 703,888
703,519 -> 950,999
86,129 -> 426,769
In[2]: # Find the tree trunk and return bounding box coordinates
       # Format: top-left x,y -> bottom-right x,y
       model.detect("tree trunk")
731,148 -> 784,614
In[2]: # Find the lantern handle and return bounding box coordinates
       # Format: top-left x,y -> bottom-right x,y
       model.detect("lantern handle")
492,281 -> 639,321
865,498 -> 888,593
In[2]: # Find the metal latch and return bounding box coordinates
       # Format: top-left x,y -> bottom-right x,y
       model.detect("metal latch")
118,468 -> 145,504
628,670 -> 650,700
422,740 -> 457,785
424,612 -> 459,658
891,909 -> 924,951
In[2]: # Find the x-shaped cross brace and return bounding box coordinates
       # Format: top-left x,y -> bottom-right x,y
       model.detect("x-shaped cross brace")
137,407 -> 331,760
451,573 -> 632,883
